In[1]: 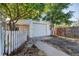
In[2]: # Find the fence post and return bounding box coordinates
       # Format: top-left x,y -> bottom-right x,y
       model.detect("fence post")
0,26 -> 5,56
0,27 -> 2,55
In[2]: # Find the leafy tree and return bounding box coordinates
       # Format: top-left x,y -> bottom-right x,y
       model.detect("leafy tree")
43,3 -> 73,27
42,3 -> 73,35
0,3 -> 45,30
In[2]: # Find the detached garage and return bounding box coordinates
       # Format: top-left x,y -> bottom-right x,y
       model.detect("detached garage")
28,20 -> 51,37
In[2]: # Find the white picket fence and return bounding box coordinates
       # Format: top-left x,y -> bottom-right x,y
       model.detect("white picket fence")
0,28 -> 5,56
0,30 -> 27,55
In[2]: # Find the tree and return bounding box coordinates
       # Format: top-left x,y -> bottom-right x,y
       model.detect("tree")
42,3 -> 73,35
0,3 -> 45,30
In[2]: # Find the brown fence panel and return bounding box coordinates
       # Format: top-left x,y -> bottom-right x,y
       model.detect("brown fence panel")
54,27 -> 79,38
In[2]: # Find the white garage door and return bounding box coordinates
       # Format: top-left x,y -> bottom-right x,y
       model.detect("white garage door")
32,23 -> 47,37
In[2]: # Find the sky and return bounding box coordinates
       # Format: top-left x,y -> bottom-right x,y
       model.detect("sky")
63,3 -> 79,21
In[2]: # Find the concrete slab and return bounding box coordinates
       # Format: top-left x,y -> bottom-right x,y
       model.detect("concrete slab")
34,41 -> 69,56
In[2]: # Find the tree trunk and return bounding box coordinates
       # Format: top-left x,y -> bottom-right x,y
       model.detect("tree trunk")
9,20 -> 16,31
50,23 -> 54,36
49,18 -> 54,36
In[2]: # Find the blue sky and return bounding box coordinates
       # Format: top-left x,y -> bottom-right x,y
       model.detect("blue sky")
63,3 -> 79,21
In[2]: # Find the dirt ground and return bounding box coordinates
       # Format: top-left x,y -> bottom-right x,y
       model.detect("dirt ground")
42,36 -> 79,56
9,42 -> 46,56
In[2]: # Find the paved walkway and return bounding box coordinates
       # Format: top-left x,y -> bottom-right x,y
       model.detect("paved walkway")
34,41 -> 69,56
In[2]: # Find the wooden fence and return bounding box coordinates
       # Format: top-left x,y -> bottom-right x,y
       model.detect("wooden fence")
54,27 -> 79,38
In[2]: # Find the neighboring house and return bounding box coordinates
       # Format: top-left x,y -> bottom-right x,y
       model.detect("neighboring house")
6,20 -> 29,31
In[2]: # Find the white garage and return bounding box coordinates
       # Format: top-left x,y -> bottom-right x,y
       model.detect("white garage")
32,23 -> 47,37
28,20 -> 51,37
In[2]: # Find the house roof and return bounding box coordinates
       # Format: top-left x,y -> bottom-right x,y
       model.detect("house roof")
16,20 -> 27,25
16,19 -> 32,25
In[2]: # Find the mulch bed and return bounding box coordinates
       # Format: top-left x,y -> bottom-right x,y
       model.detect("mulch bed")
9,42 -> 46,56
